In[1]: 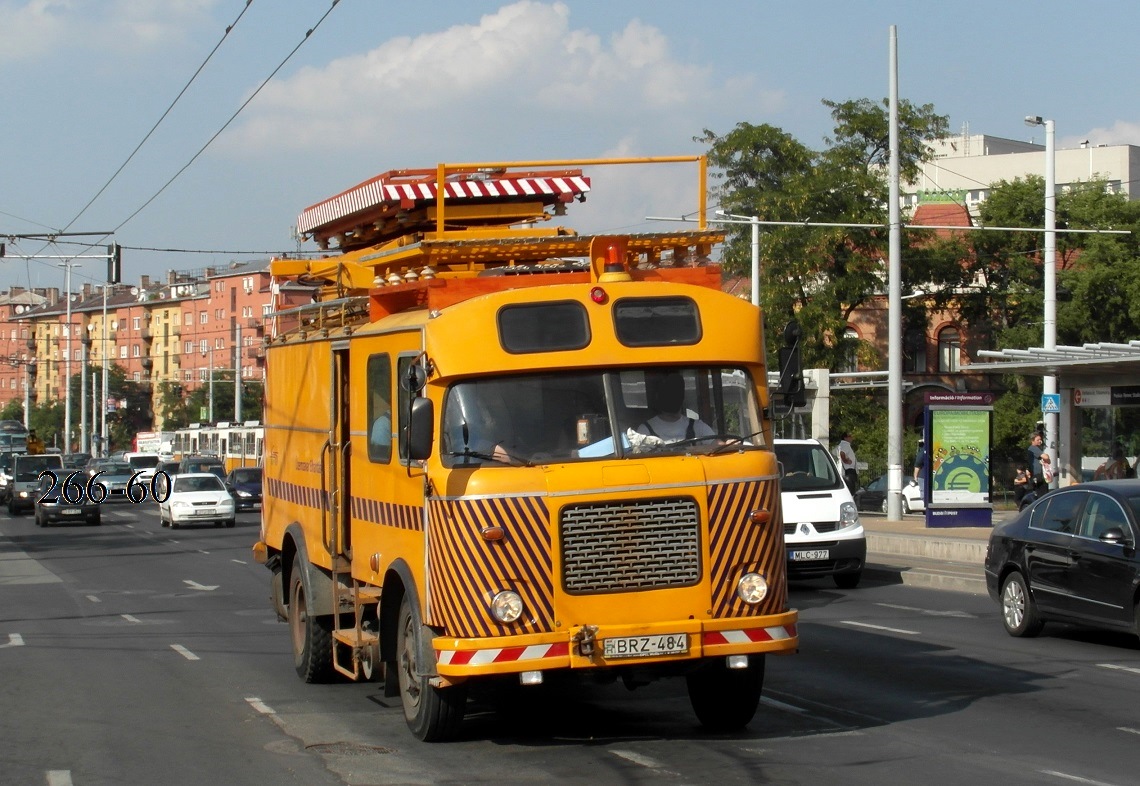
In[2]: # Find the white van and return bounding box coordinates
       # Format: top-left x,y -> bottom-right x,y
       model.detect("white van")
774,438 -> 866,588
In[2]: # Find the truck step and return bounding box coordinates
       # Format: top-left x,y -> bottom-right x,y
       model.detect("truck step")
333,629 -> 379,648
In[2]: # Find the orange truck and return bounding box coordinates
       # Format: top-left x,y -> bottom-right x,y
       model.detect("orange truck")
253,157 -> 798,740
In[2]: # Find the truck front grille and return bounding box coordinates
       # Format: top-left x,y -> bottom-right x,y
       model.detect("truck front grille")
560,497 -> 701,594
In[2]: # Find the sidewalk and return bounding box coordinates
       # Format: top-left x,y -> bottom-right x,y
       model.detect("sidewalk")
859,510 -> 1008,595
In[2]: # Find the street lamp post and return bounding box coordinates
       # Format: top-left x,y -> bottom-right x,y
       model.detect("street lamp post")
1026,115 -> 1057,481
713,210 -> 761,306
58,260 -> 80,453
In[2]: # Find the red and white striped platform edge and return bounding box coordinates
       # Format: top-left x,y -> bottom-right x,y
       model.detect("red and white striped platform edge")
297,174 -> 591,236
434,623 -> 796,667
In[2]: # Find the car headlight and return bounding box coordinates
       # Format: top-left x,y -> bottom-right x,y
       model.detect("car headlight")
172,501 -> 191,509
236,490 -> 251,497
839,501 -> 860,529
489,590 -> 523,623
737,572 -> 768,604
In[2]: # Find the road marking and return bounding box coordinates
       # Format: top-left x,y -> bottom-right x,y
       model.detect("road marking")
1118,727 -> 1140,736
1,633 -> 25,648
198,550 -> 211,555
840,620 -> 920,635
171,644 -> 200,661
1099,663 -> 1140,676
1040,770 -> 1119,785
875,602 -> 973,618
231,559 -> 246,564
86,595 -> 101,603
610,750 -> 665,769
122,614 -> 141,623
184,580 -> 219,591
46,771 -> 72,786
245,697 -> 275,715
761,696 -> 807,713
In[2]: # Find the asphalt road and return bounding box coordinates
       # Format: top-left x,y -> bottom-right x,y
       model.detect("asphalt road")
2,502 -> 1139,785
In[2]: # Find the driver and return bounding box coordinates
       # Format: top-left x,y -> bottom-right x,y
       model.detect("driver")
635,371 -> 715,444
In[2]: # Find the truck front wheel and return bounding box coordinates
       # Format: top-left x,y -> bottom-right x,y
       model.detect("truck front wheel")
396,593 -> 467,741
289,555 -> 336,683
686,654 -> 764,732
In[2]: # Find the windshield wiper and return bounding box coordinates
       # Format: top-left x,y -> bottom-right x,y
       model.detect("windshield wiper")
708,430 -> 765,455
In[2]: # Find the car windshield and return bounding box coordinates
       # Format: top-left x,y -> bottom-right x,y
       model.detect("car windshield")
15,456 -> 63,480
775,443 -> 843,492
174,475 -> 224,493
439,366 -> 764,467
99,463 -> 133,476
231,468 -> 261,483
128,455 -> 160,469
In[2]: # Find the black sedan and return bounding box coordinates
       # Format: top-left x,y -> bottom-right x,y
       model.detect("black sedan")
985,479 -> 1140,640
33,473 -> 101,526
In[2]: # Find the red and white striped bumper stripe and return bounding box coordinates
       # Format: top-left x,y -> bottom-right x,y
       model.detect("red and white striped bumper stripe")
436,642 -> 570,667
702,623 -> 798,646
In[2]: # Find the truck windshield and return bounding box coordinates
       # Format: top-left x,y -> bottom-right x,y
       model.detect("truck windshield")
440,366 -> 764,467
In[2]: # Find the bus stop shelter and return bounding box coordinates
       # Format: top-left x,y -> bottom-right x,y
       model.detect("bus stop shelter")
971,341 -> 1140,485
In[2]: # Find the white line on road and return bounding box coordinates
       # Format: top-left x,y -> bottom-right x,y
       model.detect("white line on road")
46,771 -> 72,786
171,644 -> 200,661
245,697 -> 276,715
1099,663 -> 1140,676
86,595 -> 101,603
840,620 -> 920,635
1118,727 -> 1140,736
183,580 -> 219,591
122,614 -> 141,623
610,750 -> 666,769
231,559 -> 246,564
1040,769 -> 1120,785
875,602 -> 974,618
761,695 -> 807,713
1,633 -> 25,648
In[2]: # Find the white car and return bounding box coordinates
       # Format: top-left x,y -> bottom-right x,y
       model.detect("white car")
774,438 -> 866,589
157,472 -> 236,529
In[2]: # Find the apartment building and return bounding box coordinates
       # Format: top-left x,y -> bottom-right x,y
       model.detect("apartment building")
0,260 -> 315,429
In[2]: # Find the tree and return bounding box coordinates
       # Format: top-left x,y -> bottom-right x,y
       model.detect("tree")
699,98 -> 949,372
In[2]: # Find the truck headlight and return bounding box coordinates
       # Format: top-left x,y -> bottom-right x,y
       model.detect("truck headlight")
839,501 -> 860,530
736,572 -> 768,604
489,590 -> 523,623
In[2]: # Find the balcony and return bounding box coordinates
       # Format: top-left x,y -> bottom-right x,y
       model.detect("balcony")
245,346 -> 265,359
246,318 -> 264,332
141,357 -> 153,369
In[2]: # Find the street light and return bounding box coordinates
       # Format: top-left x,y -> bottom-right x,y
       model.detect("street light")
1025,115 -> 1057,482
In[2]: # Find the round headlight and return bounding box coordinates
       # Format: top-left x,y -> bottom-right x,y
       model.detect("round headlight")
490,590 -> 524,623
736,572 -> 768,604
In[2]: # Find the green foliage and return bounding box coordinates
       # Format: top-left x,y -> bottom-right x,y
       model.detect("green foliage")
698,98 -> 949,374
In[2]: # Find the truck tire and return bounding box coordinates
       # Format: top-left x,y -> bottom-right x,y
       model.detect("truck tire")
289,554 -> 336,683
686,654 -> 764,732
396,593 -> 467,741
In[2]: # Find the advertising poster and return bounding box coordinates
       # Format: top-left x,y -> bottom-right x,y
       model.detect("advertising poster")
930,408 -> 990,504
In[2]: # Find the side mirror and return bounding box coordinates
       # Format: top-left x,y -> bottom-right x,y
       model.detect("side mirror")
405,397 -> 435,461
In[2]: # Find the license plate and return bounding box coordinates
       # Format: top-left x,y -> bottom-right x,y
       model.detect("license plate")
603,633 -> 688,659
62,508 -> 80,515
197,508 -> 216,516
790,549 -> 830,561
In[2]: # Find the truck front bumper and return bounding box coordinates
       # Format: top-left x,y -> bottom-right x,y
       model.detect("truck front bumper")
433,610 -> 798,678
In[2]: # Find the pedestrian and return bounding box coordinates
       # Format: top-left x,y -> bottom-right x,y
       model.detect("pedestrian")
836,431 -> 859,493
912,438 -> 928,497
1012,465 -> 1032,506
1026,432 -> 1046,491
1094,443 -> 1131,480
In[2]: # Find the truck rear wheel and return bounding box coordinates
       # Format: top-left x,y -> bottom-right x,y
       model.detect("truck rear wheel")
686,655 -> 764,732
396,593 -> 466,741
289,555 -> 336,683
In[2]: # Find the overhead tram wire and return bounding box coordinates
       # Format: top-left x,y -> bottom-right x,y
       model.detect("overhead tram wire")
59,0 -> 257,236
110,0 -> 344,237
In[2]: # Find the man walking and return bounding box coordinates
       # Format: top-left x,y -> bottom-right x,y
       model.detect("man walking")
1026,432 -> 1046,492
837,431 -> 859,493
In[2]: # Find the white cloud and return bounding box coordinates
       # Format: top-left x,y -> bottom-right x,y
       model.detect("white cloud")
0,0 -> 212,63
224,1 -> 779,158
1066,120 -> 1140,148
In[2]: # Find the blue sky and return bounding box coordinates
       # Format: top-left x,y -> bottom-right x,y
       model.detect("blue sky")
2,1 -> 1136,293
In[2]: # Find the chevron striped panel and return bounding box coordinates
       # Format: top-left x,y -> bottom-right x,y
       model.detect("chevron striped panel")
707,479 -> 787,617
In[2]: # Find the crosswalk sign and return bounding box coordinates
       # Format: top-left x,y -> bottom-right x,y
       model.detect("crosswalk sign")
1041,394 -> 1061,414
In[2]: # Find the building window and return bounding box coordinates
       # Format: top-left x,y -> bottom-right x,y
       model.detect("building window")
120,346 -> 127,359
199,311 -> 208,325
840,328 -> 859,373
215,337 -> 224,349
133,317 -> 140,330
938,327 -> 961,373
184,312 -> 192,326
132,345 -> 141,358
905,328 -> 927,373
199,340 -> 208,354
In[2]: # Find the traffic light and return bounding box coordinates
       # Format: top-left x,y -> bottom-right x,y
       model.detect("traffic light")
107,243 -> 121,284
